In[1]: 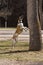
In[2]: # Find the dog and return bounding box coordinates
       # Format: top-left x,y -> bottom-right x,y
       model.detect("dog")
12,16 -> 28,47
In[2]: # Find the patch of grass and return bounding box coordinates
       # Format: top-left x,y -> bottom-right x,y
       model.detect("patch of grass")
0,40 -> 29,47
0,28 -> 16,30
0,40 -> 43,61
0,40 -> 29,52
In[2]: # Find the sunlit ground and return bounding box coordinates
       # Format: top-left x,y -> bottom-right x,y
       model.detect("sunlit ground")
0,28 -> 43,61
0,28 -> 16,30
0,40 -> 43,61
0,40 -> 29,52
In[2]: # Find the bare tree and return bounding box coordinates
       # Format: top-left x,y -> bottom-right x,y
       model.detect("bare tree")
27,0 -> 41,51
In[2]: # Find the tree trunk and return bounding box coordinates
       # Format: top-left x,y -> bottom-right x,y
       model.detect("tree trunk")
27,0 -> 41,51
39,0 -> 43,29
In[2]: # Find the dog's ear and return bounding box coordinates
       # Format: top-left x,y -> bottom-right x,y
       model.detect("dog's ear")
21,15 -> 24,19
18,15 -> 24,20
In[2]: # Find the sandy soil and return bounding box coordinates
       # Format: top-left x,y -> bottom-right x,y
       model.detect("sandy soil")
0,59 -> 43,65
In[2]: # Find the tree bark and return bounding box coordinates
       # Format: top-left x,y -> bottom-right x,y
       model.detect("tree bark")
39,0 -> 43,29
27,0 -> 41,51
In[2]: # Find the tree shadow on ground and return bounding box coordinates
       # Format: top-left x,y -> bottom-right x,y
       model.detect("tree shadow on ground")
0,50 -> 29,54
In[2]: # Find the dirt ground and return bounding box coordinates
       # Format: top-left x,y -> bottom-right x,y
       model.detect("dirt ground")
0,29 -> 43,65
0,50 -> 43,65
0,59 -> 43,65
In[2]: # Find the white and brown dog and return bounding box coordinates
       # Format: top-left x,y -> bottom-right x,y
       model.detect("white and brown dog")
12,16 -> 28,47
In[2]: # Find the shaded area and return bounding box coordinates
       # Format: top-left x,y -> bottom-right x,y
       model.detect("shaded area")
0,0 -> 28,27
0,17 -> 5,27
0,50 -> 29,54
7,0 -> 28,27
